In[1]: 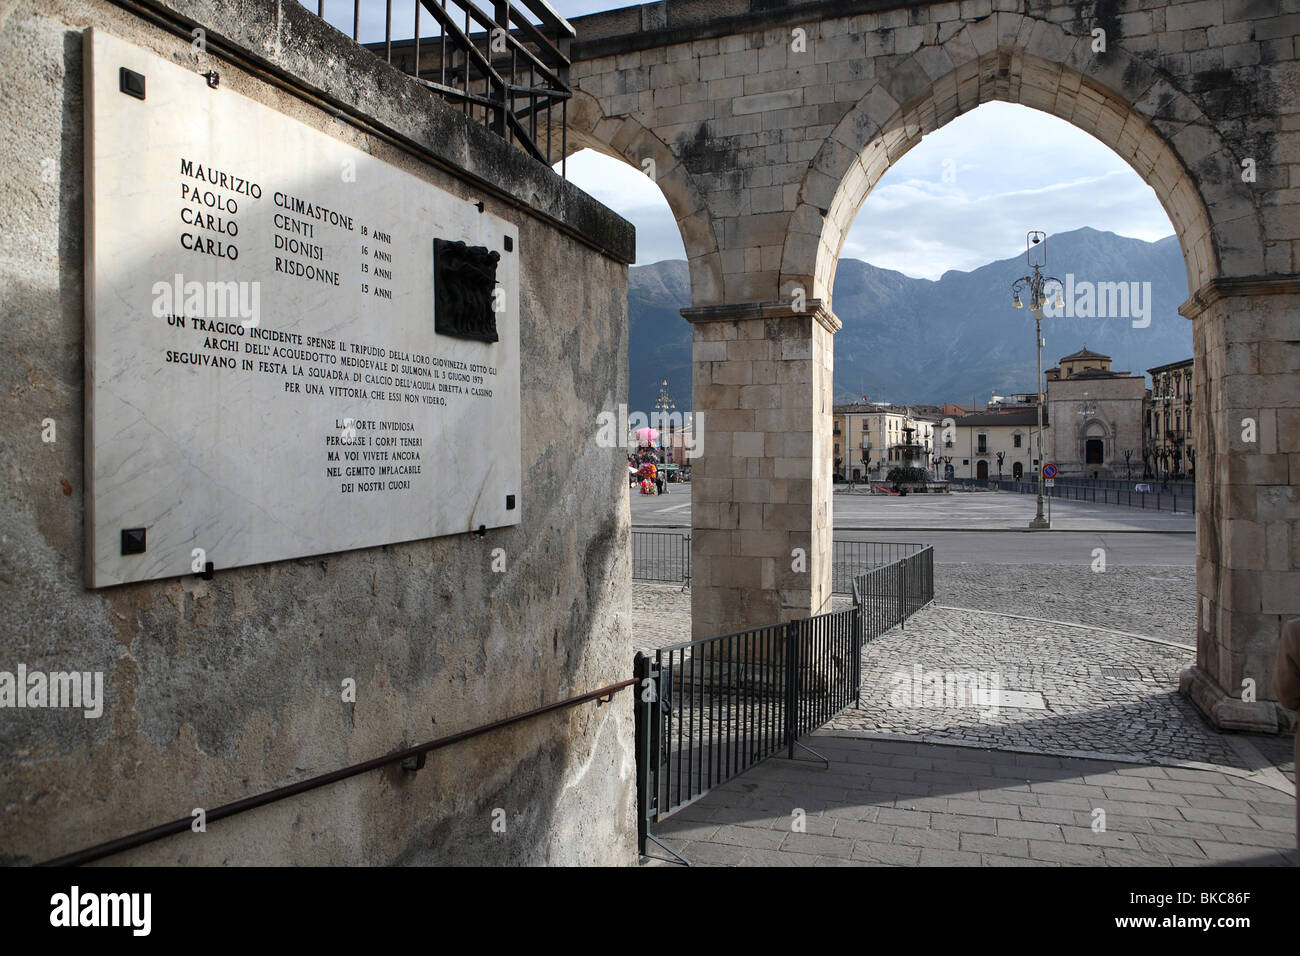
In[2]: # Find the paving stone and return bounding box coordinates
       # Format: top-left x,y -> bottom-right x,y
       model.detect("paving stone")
891,827 -> 961,850
1213,825 -> 1297,849
931,813 -> 999,834
918,848 -> 983,866
676,841 -> 749,866
1134,834 -> 1209,858
710,824 -> 787,849
831,819 -> 897,843
654,820 -> 721,842
996,819 -> 1065,841
1194,840 -> 1279,863
1061,827 -> 1143,849
780,832 -> 856,858
1179,806 -> 1256,827
944,798 -> 1023,820
1027,839 -> 1107,864
1147,778 -> 1224,796
850,841 -> 921,865
738,847 -> 819,866
1182,794 -> 1263,814
1098,800 -> 1185,820
1019,806 -> 1088,826
875,807 -> 933,828
959,832 -> 1031,857
1249,811 -> 1297,833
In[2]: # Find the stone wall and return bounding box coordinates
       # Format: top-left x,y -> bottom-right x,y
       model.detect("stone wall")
1183,283 -> 1300,733
0,0 -> 637,864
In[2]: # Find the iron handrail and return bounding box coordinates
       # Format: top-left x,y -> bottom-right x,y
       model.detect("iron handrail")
40,678 -> 636,867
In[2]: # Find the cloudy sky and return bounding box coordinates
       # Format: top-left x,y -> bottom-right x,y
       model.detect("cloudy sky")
562,102 -> 1176,277
314,1 -> 1176,278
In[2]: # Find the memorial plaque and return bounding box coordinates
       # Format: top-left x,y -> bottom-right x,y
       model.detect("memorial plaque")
83,29 -> 521,588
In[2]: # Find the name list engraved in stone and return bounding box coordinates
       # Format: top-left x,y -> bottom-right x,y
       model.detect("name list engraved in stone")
83,29 -> 521,588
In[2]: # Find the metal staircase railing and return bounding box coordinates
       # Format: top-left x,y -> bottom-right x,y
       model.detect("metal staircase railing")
306,0 -> 574,173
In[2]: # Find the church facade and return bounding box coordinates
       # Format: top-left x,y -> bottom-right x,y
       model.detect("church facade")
1045,349 -> 1147,480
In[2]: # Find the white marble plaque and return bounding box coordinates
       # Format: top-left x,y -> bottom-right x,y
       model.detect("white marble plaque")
83,29 -> 521,588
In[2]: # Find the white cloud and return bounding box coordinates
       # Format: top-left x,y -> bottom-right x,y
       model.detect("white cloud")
846,103 -> 1174,278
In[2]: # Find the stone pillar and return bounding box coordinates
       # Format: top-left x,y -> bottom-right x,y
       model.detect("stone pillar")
1179,278 -> 1300,733
683,301 -> 838,643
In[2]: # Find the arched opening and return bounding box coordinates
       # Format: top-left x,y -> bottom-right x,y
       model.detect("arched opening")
807,85 -> 1214,747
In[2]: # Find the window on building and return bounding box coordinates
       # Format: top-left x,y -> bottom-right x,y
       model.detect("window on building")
977,434 -> 988,453
1013,433 -> 1022,448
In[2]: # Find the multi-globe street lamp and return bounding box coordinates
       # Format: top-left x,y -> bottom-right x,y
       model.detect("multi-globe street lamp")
1011,231 -> 1065,531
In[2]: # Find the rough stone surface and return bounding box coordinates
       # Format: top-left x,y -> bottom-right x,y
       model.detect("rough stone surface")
0,0 -> 636,865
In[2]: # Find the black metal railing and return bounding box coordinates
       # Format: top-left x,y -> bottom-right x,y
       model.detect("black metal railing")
630,530 -> 923,594
305,0 -> 573,172
854,546 -> 933,643
634,608 -> 862,859
832,539 -> 925,594
633,545 -> 934,860
949,477 -> 1195,514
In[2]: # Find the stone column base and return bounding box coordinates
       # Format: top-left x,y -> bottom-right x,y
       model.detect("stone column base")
1179,665 -> 1287,733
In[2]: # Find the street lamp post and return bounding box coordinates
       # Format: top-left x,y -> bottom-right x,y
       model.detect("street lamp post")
1011,231 -> 1065,531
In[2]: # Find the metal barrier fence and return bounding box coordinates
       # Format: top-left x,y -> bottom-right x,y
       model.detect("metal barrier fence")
1042,476 -> 1195,496
854,547 -> 934,643
633,545 -> 935,861
630,530 -> 691,584
832,540 -> 925,594
631,530 -> 923,593
949,477 -> 1195,514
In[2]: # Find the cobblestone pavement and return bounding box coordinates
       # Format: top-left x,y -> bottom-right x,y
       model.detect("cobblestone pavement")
647,736 -> 1297,867
632,565 -> 1295,781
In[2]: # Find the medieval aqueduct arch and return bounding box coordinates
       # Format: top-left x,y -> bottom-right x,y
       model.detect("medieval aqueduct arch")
558,0 -> 1298,732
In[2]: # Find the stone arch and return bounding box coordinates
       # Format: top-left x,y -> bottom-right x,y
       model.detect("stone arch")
781,14 -> 1263,309
561,90 -> 723,302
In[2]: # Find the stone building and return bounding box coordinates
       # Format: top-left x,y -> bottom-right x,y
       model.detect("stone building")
833,403 -> 936,482
1146,358 -> 1196,480
1045,348 -> 1146,479
941,410 -> 1044,481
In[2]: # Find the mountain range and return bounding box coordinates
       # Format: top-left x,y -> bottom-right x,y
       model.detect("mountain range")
628,227 -> 1194,414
